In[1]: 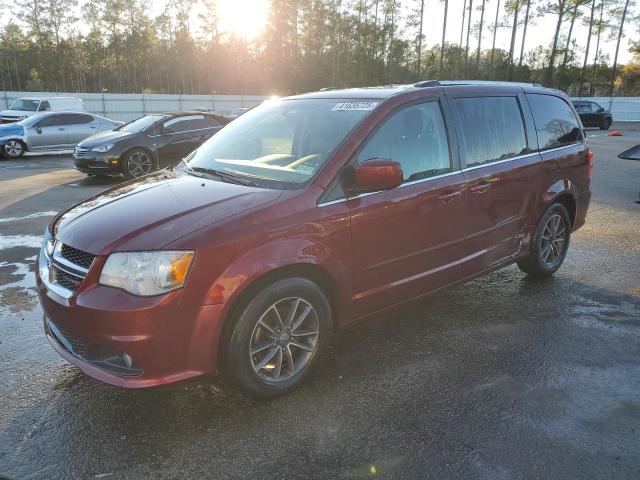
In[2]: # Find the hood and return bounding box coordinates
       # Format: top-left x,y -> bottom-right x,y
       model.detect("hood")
0,123 -> 24,137
77,129 -> 134,147
52,170 -> 283,255
0,109 -> 33,118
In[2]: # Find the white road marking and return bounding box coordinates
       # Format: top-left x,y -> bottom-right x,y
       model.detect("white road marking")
0,211 -> 57,223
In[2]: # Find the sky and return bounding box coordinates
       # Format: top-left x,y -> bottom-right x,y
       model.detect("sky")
5,0 -> 636,65
208,0 -> 636,65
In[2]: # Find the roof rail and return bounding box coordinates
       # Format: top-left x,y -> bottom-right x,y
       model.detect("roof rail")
415,80 -> 543,88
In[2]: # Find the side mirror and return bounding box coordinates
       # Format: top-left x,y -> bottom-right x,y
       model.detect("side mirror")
597,107 -> 605,113
36,127 -> 42,134
161,126 -> 175,135
353,158 -> 403,193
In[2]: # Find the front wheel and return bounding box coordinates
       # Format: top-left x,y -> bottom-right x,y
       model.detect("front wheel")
599,118 -> 612,130
122,149 -> 153,179
221,277 -> 332,399
3,139 -> 25,158
517,203 -> 571,277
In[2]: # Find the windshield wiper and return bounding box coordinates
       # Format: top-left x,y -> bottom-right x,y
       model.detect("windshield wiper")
190,167 -> 257,187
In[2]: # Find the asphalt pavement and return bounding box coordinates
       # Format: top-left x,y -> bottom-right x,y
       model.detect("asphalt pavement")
0,126 -> 639,479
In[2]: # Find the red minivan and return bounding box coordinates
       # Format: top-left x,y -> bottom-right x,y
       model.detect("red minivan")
36,81 -> 592,397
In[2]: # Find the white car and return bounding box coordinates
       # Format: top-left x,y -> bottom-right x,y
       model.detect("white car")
0,111 -> 122,158
0,97 -> 85,123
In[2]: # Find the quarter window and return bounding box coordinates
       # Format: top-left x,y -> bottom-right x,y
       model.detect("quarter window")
527,94 -> 582,150
357,101 -> 451,182
453,96 -> 528,168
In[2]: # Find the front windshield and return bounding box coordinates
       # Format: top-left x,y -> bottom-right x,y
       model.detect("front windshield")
117,115 -> 166,134
185,98 -> 378,186
10,99 -> 39,111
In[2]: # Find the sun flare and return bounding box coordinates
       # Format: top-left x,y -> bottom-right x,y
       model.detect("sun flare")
218,0 -> 269,40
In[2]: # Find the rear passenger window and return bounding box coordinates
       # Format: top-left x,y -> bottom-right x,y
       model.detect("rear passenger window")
527,94 -> 582,150
357,101 -> 451,182
453,96 -> 528,168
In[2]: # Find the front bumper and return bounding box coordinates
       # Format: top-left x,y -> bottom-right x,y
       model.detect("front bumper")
73,151 -> 121,174
37,265 -> 225,388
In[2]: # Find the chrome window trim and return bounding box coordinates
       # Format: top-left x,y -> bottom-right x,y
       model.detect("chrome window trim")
148,126 -> 220,138
317,169 -> 461,207
461,151 -> 539,172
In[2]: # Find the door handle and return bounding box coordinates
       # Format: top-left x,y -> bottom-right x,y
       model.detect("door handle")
90,126 -> 97,129
57,128 -> 65,131
469,177 -> 499,194
438,190 -> 463,204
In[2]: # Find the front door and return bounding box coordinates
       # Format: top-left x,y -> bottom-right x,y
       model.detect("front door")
449,94 -> 541,273
28,114 -> 69,150
155,114 -> 210,167
349,98 -> 470,316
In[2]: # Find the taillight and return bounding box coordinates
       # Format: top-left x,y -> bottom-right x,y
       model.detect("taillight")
587,149 -> 594,178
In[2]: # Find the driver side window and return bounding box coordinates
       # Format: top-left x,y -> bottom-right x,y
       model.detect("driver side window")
356,101 -> 451,182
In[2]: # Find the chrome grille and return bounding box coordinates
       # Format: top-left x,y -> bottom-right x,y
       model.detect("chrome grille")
74,146 -> 90,157
42,239 -> 95,298
61,244 -> 95,269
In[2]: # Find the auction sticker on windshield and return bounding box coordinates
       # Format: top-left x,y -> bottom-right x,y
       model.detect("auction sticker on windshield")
331,102 -> 379,111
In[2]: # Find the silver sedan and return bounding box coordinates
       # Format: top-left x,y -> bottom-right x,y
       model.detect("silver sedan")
0,112 -> 122,158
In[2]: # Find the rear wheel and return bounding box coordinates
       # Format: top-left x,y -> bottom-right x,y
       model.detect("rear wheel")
599,117 -> 612,130
517,203 -> 571,277
3,139 -> 25,158
221,277 -> 332,399
122,149 -> 153,179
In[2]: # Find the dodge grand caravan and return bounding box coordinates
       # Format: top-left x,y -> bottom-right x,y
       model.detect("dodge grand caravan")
36,81 -> 592,398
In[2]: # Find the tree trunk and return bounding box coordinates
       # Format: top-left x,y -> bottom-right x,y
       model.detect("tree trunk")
610,0 -> 631,96
580,0 -> 596,94
476,0 -> 486,70
518,0 -> 531,69
561,3 -> 578,72
464,0 -> 473,78
440,0 -> 448,78
507,1 -> 520,80
460,0 -> 467,48
490,0 -> 501,73
545,0 -> 566,86
591,0 -> 603,91
417,0 -> 425,75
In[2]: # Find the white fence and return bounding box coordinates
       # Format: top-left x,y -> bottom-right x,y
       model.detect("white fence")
1,91 -> 639,122
0,91 -> 268,122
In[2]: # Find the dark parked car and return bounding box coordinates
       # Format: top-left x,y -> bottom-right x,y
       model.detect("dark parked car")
37,81 -> 592,398
572,100 -> 612,130
73,111 -> 229,178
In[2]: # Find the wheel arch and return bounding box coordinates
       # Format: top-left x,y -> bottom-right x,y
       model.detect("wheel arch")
542,180 -> 578,228
214,261 -> 343,370
552,192 -> 576,228
3,138 -> 28,153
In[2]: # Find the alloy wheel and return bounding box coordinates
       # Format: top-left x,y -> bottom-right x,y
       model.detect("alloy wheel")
127,151 -> 152,177
4,140 -> 23,157
249,297 -> 320,383
540,214 -> 566,266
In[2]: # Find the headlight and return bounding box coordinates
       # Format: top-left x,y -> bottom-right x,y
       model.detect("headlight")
91,144 -> 113,152
99,251 -> 194,296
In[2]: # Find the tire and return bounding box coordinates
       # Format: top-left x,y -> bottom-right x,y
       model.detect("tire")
3,139 -> 25,158
599,118 -> 612,130
121,148 -> 153,179
221,277 -> 332,399
517,203 -> 571,277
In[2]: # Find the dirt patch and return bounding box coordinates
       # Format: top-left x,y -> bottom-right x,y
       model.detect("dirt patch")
0,286 -> 38,314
